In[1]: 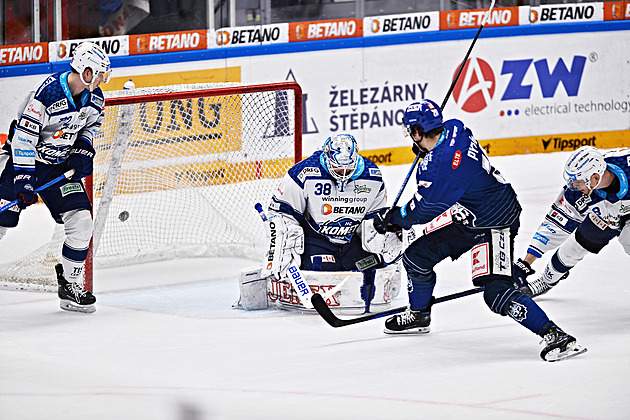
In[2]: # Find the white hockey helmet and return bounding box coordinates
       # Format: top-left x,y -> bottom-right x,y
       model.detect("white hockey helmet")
70,42 -> 111,88
563,146 -> 606,192
322,133 -> 362,191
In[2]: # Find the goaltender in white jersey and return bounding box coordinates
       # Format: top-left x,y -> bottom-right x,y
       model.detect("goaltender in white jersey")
237,134 -> 402,312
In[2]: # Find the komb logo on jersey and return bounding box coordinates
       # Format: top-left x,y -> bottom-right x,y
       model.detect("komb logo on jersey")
452,56 -> 586,113
318,218 -> 359,241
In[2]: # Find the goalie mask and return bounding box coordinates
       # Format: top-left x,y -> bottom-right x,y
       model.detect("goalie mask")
563,146 -> 606,193
70,42 -> 112,91
321,134 -> 363,192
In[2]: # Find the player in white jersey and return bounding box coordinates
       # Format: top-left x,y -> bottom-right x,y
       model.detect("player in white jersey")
0,42 -> 111,313
514,146 -> 630,298
244,133 -> 400,312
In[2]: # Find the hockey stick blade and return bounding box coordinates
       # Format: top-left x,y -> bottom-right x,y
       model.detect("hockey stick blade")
312,286 -> 485,328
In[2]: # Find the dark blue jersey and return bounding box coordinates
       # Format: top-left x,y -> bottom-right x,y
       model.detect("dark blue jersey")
391,119 -> 521,230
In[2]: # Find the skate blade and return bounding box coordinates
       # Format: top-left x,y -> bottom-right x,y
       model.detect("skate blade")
60,300 -> 96,313
545,343 -> 587,362
384,326 -> 430,335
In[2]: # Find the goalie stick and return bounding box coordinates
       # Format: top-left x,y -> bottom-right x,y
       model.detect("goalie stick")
254,202 -> 315,309
311,286 -> 484,328
389,0 -> 496,212
0,169 -> 75,214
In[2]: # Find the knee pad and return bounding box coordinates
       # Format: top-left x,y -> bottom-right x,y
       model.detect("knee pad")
62,209 -> 93,249
483,278 -> 518,315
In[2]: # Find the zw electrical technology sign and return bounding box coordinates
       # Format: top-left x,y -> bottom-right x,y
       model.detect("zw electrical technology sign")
452,55 -> 587,113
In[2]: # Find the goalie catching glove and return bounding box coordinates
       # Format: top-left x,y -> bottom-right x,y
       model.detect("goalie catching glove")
361,217 -> 403,264
260,214 -> 304,280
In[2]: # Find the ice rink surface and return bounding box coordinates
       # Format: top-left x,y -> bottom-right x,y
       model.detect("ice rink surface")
1,151 -> 629,420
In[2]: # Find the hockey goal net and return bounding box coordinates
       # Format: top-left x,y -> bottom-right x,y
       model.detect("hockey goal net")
0,82 -> 302,292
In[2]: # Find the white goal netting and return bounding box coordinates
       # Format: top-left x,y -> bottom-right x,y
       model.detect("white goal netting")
0,82 -> 302,291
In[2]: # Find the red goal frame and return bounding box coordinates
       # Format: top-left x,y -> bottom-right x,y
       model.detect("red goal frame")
83,82 -> 303,292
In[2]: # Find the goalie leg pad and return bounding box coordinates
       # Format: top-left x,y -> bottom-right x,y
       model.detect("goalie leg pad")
237,266 -> 269,310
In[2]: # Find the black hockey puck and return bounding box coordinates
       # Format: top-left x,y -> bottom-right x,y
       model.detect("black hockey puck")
119,210 -> 129,222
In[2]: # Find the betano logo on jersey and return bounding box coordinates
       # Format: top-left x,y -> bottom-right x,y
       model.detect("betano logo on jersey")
452,55 -> 587,113
321,204 -> 366,215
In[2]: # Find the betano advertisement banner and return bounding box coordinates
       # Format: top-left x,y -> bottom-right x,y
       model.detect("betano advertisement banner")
1,10 -> 629,161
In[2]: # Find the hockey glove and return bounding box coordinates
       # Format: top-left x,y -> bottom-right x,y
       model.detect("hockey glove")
67,139 -> 95,180
513,258 -> 535,289
373,207 -> 401,235
13,170 -> 38,209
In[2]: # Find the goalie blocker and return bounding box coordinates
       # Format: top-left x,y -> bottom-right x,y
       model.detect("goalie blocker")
235,263 -> 401,313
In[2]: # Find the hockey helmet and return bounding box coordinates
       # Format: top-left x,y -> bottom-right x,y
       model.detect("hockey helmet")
402,99 -> 443,137
71,42 -> 111,88
563,146 -> 606,192
322,133 -> 362,191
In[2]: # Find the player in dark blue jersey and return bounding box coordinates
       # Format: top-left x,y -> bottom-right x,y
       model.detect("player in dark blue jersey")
374,99 -> 585,361
514,146 -> 630,298
0,42 -> 111,313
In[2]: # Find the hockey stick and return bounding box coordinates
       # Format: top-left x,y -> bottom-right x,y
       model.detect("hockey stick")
389,0 -> 496,211
0,169 -> 75,214
311,286 -> 484,328
254,202 -> 315,309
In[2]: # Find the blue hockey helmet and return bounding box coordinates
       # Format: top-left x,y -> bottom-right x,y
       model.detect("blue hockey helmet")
321,133 -> 362,191
402,99 -> 443,137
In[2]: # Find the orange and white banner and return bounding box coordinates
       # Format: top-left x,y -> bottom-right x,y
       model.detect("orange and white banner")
603,1 -> 630,19
49,37 -> 129,62
0,43 -> 48,66
209,24 -> 289,48
363,12 -> 439,36
289,19 -> 362,42
440,7 -> 519,30
520,3 -> 604,25
129,30 -> 207,55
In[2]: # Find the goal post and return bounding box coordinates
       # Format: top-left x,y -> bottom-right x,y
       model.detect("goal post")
0,81 -> 303,292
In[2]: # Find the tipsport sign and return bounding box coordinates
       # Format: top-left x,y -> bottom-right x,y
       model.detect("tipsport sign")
451,55 -> 589,114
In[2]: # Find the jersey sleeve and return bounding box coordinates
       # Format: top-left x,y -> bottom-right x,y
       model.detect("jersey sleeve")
76,89 -> 105,146
12,90 -> 44,171
527,189 -> 585,258
268,171 -> 306,226
363,161 -> 388,219
390,126 -> 475,229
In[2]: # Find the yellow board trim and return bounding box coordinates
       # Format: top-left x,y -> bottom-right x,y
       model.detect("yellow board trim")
360,129 -> 630,166
102,67 -> 242,91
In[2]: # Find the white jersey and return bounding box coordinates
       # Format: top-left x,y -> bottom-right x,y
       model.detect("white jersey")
268,150 -> 387,245
528,147 -> 630,258
10,71 -> 105,170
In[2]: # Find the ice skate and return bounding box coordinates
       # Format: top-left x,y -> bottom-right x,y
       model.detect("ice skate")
56,264 -> 96,313
539,322 -> 586,362
521,276 -> 556,298
521,272 -> 569,298
384,308 -> 430,334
